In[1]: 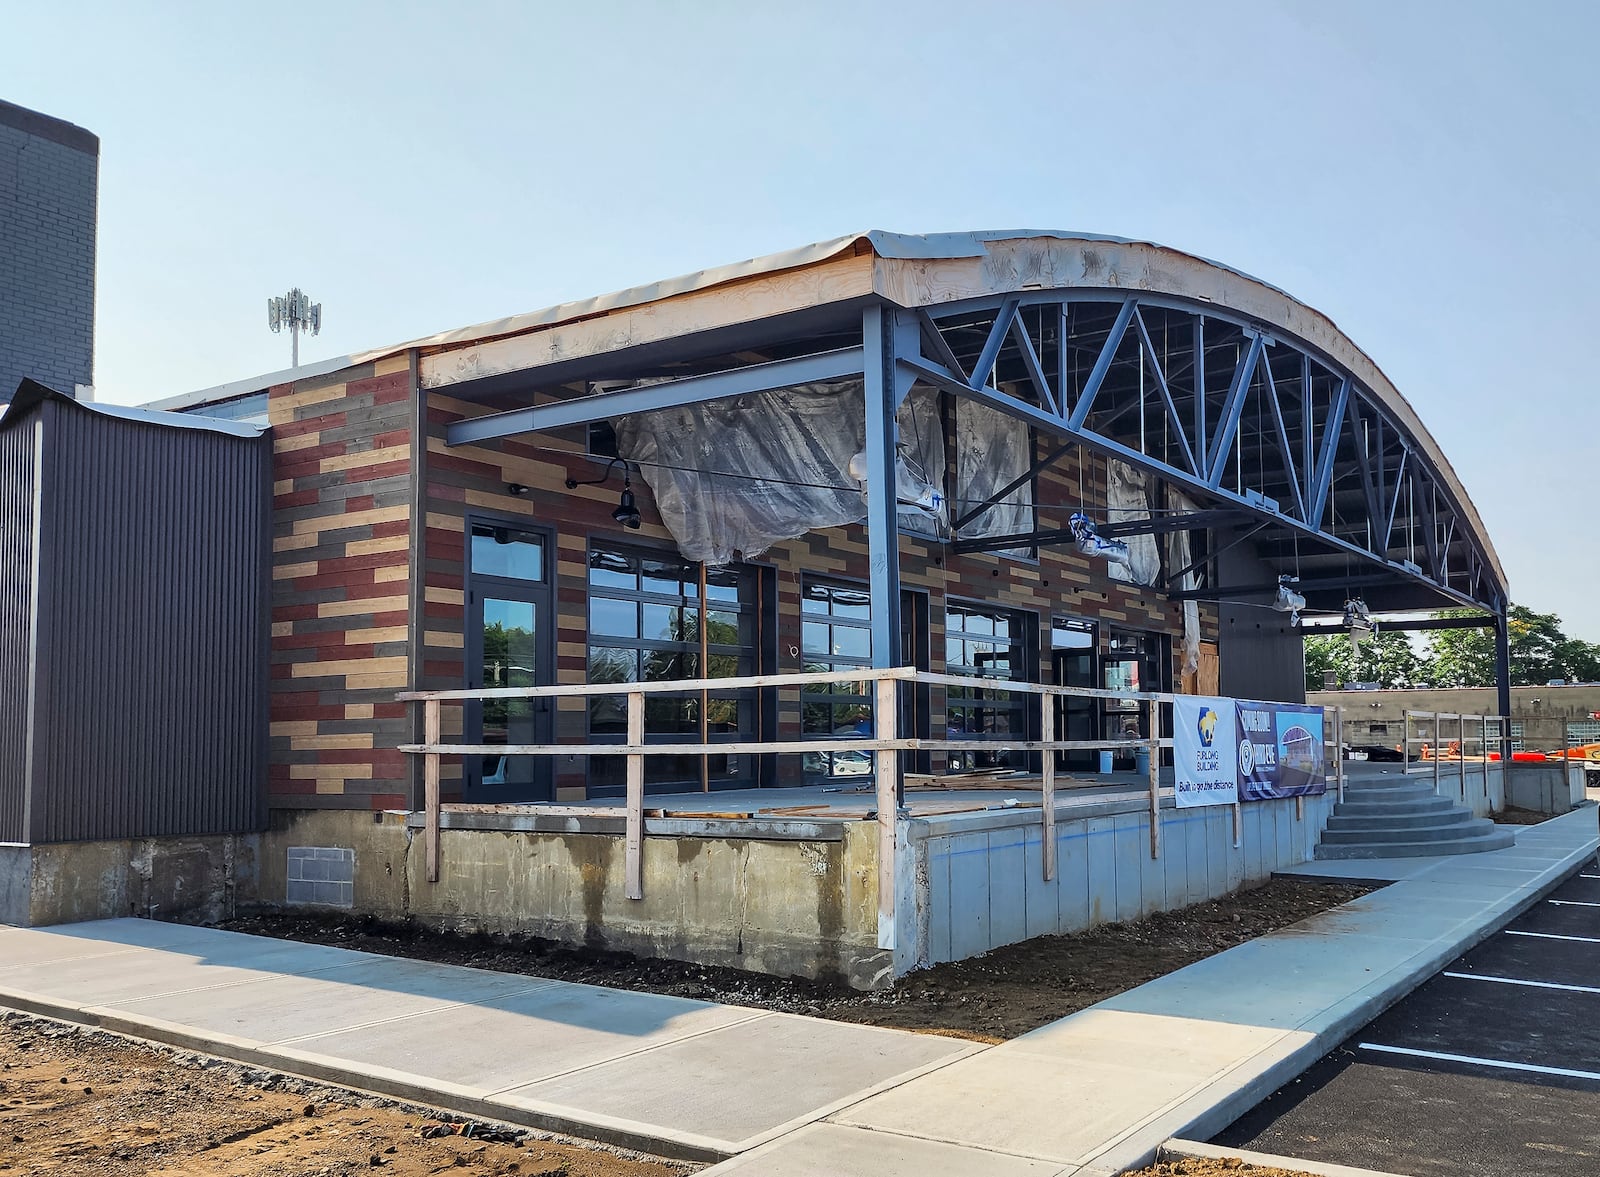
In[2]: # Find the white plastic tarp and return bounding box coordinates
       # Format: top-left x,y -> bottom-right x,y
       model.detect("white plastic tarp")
953,399 -> 1034,553
613,381 -> 944,565
1105,459 -> 1161,587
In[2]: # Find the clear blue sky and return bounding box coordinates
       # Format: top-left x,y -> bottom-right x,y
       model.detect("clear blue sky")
10,1 -> 1598,635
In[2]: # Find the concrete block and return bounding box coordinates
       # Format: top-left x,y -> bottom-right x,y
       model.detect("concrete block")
0,846 -> 30,926
947,831 -> 991,960
1111,816 -> 1143,923
987,830 -> 1027,948
1085,816 -> 1116,927
926,835 -> 953,964
1021,827 -> 1056,941
1057,818 -> 1092,934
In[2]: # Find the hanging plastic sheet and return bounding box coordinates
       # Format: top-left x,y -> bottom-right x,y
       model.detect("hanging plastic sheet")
1167,487 -> 1203,676
613,381 -> 945,565
953,399 -> 1034,556
1105,459 -> 1162,587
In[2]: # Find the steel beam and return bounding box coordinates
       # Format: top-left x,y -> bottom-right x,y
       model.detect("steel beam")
862,304 -> 905,683
1133,307 -> 1199,474
1298,614 -> 1495,634
968,299 -> 1020,391
445,346 -> 866,444
1308,375 -> 1349,528
1261,352 -> 1307,520
1066,298 -> 1138,431
1009,311 -> 1058,415
1204,332 -> 1265,487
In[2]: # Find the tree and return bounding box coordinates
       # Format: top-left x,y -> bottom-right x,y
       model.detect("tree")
1305,630 -> 1423,691
1425,605 -> 1600,687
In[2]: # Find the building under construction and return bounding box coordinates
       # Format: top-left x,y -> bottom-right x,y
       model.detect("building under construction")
1,231 -> 1522,985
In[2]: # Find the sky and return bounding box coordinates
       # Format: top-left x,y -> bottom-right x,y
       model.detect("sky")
8,0 -> 1599,635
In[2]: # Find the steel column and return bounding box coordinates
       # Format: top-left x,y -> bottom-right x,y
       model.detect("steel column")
862,303 -> 905,787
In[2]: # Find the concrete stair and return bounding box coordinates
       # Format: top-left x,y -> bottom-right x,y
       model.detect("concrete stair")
1315,776 -> 1515,859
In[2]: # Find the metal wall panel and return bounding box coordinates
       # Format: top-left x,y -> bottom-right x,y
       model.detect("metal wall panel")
0,414 -> 38,842
27,398 -> 270,842
1217,530 -> 1307,705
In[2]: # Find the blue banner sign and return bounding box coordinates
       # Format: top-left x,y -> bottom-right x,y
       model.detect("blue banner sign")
1236,700 -> 1327,801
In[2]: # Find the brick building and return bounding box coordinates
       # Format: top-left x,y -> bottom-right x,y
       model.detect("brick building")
6,229 -> 1505,979
0,99 -> 97,399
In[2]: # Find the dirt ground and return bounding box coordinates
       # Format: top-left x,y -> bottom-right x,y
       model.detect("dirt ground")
0,1012 -> 692,1177
1126,1159 -> 1322,1177
221,876 -> 1375,1043
1493,804 -> 1557,825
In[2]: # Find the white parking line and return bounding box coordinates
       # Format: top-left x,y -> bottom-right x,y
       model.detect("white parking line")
1442,971 -> 1600,995
1360,1043 -> 1600,1082
1580,874 -> 1600,880
1507,930 -> 1600,945
1549,900 -> 1600,907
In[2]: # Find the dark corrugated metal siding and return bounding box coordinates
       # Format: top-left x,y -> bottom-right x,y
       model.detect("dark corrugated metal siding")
3,393 -> 270,843
0,414 -> 38,842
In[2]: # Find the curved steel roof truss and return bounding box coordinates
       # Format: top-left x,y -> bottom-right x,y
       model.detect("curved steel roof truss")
906,291 -> 1500,613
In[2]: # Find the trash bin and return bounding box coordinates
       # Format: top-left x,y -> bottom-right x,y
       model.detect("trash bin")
1098,750 -> 1114,773
1133,748 -> 1150,776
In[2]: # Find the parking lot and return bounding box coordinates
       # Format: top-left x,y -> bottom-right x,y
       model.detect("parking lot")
1215,858 -> 1600,1176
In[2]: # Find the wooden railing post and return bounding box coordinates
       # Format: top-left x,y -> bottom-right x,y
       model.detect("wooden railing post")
625,690 -> 645,901
1146,698 -> 1161,860
1041,692 -> 1057,882
1335,709 -> 1346,803
875,675 -> 899,949
425,699 -> 441,884
1432,713 -> 1441,796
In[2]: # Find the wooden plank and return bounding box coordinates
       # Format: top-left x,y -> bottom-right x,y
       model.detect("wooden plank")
625,691 -> 644,901
876,677 -> 899,951
1147,699 -> 1161,860
418,252 -> 877,390
1041,694 -> 1057,882
424,699 -> 441,884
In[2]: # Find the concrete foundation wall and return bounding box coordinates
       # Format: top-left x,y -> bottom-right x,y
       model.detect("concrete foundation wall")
898,792 -> 1336,972
1506,763 -> 1585,814
249,810 -> 888,989
0,834 -> 258,927
237,792 -> 1340,989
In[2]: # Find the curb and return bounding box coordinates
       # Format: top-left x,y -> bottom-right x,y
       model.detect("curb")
1162,1137 -> 1415,1176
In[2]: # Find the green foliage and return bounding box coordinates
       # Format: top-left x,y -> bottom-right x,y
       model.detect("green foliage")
1308,604 -> 1600,690
1304,630 -> 1423,690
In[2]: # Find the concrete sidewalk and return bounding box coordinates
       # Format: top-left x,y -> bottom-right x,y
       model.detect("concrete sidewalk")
2,808 -> 1594,1174
0,919 -> 975,1162
705,807 -> 1600,1175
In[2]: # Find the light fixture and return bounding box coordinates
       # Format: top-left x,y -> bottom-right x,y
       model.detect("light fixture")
1271,574 -> 1306,627
612,476 -> 642,529
566,458 -> 642,530
1343,596 -> 1373,654
507,483 -> 529,497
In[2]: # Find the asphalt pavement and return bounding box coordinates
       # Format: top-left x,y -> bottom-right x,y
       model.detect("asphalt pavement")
1215,859 -> 1600,1176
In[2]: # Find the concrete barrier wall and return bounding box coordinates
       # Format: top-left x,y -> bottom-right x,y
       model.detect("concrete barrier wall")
1506,762 -> 1585,814
0,835 -> 257,927
248,810 -> 890,990
896,792 -> 1337,972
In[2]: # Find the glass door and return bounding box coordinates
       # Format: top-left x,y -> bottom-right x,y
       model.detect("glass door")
1052,618 -> 1098,772
466,523 -> 552,802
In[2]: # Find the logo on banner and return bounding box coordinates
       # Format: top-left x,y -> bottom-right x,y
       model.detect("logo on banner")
1197,707 -> 1219,747
1239,737 -> 1255,776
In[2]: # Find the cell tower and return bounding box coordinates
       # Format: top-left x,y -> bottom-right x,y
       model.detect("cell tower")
267,288 -> 322,368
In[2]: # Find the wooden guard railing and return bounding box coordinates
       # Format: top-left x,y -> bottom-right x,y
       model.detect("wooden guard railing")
399,671 -> 1331,950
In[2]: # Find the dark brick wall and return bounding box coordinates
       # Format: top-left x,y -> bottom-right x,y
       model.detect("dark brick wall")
0,101 -> 98,398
